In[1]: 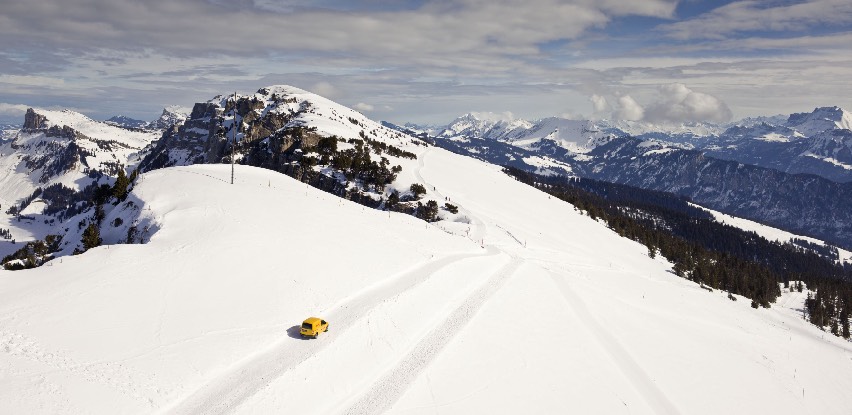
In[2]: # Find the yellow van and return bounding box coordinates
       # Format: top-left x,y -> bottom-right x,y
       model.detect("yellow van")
300,317 -> 329,338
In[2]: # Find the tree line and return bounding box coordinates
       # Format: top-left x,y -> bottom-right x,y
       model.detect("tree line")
504,167 -> 852,338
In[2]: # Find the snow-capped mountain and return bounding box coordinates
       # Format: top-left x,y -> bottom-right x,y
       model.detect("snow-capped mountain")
419,106 -> 852,183
786,106 -> 852,136
0,85 -> 425,261
0,108 -> 159,209
431,112 -> 620,154
140,85 -> 420,199
106,106 -> 190,130
403,106 -> 852,248
147,105 -> 190,130
705,107 -> 852,182
1,123 -> 20,141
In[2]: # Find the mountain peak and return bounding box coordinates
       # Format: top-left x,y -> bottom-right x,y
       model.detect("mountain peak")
787,106 -> 852,136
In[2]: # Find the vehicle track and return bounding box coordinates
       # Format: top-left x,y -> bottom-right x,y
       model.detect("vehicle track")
160,247 -> 499,415
547,270 -> 682,415
342,257 -> 523,415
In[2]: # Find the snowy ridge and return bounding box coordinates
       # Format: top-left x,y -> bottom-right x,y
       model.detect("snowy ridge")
0,108 -> 158,209
787,106 -> 852,137
233,85 -> 411,145
2,151 -> 852,414
27,108 -> 157,149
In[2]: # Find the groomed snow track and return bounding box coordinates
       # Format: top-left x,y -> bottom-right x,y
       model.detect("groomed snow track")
162,248 -> 501,415
343,258 -> 522,415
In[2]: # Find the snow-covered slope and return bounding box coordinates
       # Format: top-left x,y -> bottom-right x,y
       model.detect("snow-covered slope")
694,203 -> 852,264
0,124 -> 19,141
786,106 -> 852,137
2,151 -> 851,414
148,106 -> 190,130
0,108 -> 159,211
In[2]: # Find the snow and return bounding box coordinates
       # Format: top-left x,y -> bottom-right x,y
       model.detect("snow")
2,146 -> 852,414
804,153 -> 852,170
643,148 -> 676,156
694,203 -> 852,264
32,109 -> 157,150
756,132 -> 791,142
787,106 -> 852,136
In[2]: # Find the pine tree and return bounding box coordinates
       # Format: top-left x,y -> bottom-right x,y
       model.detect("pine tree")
410,183 -> 426,199
112,169 -> 130,201
81,223 -> 101,251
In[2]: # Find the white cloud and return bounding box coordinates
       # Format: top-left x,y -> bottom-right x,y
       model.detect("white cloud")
590,94 -> 609,115
470,111 -> 516,122
0,103 -> 29,115
353,102 -> 375,112
644,83 -> 732,123
615,95 -> 644,121
0,75 -> 65,88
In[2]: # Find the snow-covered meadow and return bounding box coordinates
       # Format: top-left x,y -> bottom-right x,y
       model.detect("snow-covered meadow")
2,142 -> 852,414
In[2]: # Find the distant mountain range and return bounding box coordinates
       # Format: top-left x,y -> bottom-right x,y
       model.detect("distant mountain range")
391,106 -> 852,248
106,106 -> 190,131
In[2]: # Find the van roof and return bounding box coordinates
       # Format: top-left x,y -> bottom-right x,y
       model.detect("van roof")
303,317 -> 322,324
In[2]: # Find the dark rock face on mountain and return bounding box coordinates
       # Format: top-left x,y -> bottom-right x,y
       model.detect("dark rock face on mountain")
140,93 -> 316,172
139,86 -> 415,208
23,108 -> 48,130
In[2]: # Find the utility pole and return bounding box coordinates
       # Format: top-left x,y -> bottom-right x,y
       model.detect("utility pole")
231,91 -> 236,185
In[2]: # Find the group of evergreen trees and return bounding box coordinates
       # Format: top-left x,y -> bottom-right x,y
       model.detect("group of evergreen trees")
2,167 -> 139,270
1,234 -> 62,270
302,136 -> 404,193
504,167 -> 852,337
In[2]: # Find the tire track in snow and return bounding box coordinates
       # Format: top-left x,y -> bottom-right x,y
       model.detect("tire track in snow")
342,257 -> 523,415
547,270 -> 682,415
161,247 -> 499,415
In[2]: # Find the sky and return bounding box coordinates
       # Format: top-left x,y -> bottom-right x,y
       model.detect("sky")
1,0 -> 852,125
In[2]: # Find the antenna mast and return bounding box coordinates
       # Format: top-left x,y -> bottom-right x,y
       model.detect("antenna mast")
231,91 -> 236,185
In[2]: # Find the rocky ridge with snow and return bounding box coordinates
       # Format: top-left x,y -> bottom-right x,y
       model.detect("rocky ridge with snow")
0,108 -> 159,210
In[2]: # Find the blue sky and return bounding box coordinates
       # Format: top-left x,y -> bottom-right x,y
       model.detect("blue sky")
1,0 -> 851,125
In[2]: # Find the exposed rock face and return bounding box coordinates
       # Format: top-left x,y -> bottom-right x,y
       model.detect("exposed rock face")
23,108 -> 47,130
140,88 -> 330,173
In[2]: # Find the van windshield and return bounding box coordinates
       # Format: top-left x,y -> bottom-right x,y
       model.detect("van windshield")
302,322 -> 313,330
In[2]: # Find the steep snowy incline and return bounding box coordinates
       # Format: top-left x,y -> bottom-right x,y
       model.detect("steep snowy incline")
2,149 -> 852,414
